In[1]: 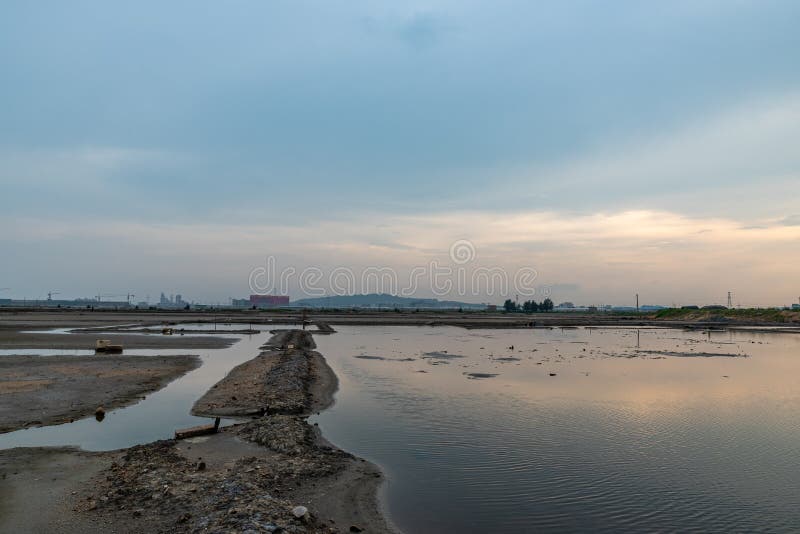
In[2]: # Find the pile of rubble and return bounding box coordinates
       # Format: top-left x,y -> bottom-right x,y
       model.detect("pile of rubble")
81,436 -> 342,533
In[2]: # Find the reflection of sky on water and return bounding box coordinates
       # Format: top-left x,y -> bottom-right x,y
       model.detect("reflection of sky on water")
313,326 -> 800,533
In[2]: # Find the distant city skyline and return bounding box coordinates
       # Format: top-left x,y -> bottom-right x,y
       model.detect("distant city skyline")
0,287 -> 796,310
1,1 -> 799,306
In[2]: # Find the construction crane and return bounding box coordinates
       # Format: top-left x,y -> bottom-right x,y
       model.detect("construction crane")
47,291 -> 60,301
126,293 -> 135,304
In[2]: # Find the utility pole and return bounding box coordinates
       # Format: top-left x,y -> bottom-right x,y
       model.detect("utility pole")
727,291 -> 732,308
636,293 -> 639,313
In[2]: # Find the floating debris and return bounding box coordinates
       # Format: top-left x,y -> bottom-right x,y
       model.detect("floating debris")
422,351 -> 466,360
637,350 -> 747,358
354,355 -> 415,362
465,372 -> 498,379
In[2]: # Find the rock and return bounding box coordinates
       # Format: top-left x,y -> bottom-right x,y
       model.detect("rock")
95,406 -> 106,421
197,461 -> 206,471
549,373 -> 557,376
292,505 -> 309,519
350,526 -> 364,532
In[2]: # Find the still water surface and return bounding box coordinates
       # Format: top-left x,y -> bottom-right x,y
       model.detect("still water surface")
311,326 -> 800,533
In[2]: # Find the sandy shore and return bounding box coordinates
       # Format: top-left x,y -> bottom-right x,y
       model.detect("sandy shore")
0,324 -> 395,533
0,354 -> 201,434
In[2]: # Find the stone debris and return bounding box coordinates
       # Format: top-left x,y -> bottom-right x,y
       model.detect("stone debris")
193,330 -> 319,417
75,330 -> 378,533
80,438 -> 340,533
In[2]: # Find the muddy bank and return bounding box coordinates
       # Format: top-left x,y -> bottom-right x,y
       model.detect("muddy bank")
192,330 -> 322,417
0,329 -> 393,533
3,308 -> 799,334
0,355 -> 201,434
0,446 -> 117,532
76,327 -> 260,335
0,330 -> 235,350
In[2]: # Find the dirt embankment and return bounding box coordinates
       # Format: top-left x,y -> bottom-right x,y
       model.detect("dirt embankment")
0,355 -> 201,434
653,308 -> 800,325
5,307 -> 799,335
0,329 -> 394,533
192,330 -> 324,418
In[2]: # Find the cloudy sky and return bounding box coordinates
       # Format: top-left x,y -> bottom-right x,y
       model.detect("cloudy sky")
1,1 -> 799,306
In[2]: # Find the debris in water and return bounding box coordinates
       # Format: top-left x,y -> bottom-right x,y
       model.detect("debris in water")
637,350 -> 747,358
465,372 -> 499,379
354,355 -> 415,362
422,351 -> 466,360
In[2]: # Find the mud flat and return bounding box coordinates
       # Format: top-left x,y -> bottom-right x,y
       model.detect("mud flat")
3,308 -> 799,335
0,330 -> 394,534
0,355 -> 201,434
0,330 -> 235,350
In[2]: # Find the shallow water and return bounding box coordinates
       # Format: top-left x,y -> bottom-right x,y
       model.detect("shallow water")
0,326 -> 293,451
312,326 -> 800,533
0,348 -> 96,356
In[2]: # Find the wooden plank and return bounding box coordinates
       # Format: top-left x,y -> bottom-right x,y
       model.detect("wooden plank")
175,418 -> 220,439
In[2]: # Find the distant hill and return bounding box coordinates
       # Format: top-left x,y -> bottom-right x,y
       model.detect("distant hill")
291,293 -> 487,309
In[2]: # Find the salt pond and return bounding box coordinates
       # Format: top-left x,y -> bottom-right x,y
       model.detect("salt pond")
312,326 -> 800,533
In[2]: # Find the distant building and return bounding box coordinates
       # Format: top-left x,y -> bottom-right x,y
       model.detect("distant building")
159,292 -> 188,308
250,295 -> 290,308
486,304 -> 497,312
0,298 -> 130,308
793,304 -> 800,310
556,302 -> 575,309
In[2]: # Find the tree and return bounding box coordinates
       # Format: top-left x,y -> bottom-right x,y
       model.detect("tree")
541,298 -> 554,311
503,299 -> 517,312
522,300 -> 539,313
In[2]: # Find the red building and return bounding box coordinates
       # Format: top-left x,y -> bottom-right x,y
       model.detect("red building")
249,294 -> 290,307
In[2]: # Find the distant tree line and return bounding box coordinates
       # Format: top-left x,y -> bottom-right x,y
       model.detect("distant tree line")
503,298 -> 553,313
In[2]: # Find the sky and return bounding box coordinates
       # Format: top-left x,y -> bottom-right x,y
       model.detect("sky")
1,1 -> 799,306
